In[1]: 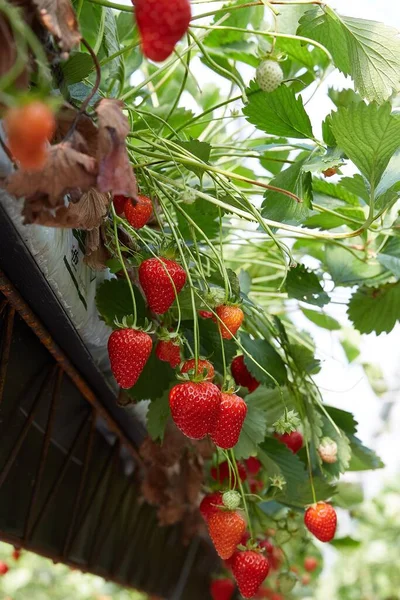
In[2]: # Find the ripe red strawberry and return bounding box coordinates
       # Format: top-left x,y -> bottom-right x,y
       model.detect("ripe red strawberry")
231,355 -> 260,393
208,510 -> 246,559
181,358 -> 215,381
108,328 -> 152,389
199,491 -> 223,521
210,577 -> 235,600
304,502 -> 337,542
304,556 -> 318,572
134,0 -> 191,62
199,310 -> 213,319
139,257 -> 187,314
276,431 -> 303,454
113,194 -> 128,215
0,561 -> 9,575
156,339 -> 181,368
233,551 -> 270,598
211,460 -> 247,485
214,305 -> 244,340
125,194 -> 153,229
246,456 -> 262,475
12,549 -> 21,561
249,478 -> 263,494
211,392 -> 247,449
258,541 -> 282,571
169,381 -> 221,439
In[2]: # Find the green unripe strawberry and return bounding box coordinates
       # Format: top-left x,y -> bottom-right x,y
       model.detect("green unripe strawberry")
278,572 -> 297,593
256,60 -> 283,92
223,490 -> 241,510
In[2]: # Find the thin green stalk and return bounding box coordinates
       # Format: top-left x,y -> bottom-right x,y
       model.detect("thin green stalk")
111,207 -> 137,326
230,449 -> 254,539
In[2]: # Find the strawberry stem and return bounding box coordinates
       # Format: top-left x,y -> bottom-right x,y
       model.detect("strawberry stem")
111,206 -> 137,328
230,449 -> 254,540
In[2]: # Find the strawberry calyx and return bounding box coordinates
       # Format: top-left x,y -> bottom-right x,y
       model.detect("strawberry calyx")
114,315 -> 154,334
178,358 -> 215,382
157,327 -> 184,345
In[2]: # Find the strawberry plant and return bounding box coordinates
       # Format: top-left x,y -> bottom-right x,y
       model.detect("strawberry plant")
0,0 -> 397,597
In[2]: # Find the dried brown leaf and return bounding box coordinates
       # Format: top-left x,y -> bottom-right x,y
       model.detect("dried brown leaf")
84,226 -> 111,271
55,106 -> 98,157
31,0 -> 81,54
96,99 -> 137,197
6,136 -> 97,207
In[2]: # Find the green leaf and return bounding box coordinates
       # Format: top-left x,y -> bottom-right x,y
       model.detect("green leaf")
261,161 -> 313,226
102,8 -> 125,94
312,178 -> 362,206
285,264 -> 329,307
321,115 -> 336,147
347,282 -> 400,335
335,482 -> 364,508
205,0 -> 252,47
62,52 -> 93,84
298,8 -> 400,103
241,334 -> 287,387
260,149 -> 290,176
95,279 -> 147,328
175,198 -> 219,241
301,308 -> 341,331
243,84 -> 314,139
377,236 -> 400,278
339,175 -> 369,203
238,270 -> 252,295
234,399 -> 268,459
289,344 -> 321,375
175,140 -> 212,181
330,101 -> 400,189
303,147 -> 344,174
375,150 -> 400,211
324,406 -> 358,435
348,435 -> 384,471
330,536 -> 361,550
325,246 -> 385,287
127,349 -> 175,402
146,392 -> 170,441
328,88 -> 363,108
340,330 -> 361,363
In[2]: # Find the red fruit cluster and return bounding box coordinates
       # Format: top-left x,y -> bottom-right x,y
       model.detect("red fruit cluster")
0,561 -> 9,575
246,457 -> 262,476
139,257 -> 187,314
276,430 -> 303,454
214,305 -> 244,340
124,194 -> 153,229
210,460 -> 247,486
232,551 -> 270,599
156,339 -> 181,368
258,540 -> 283,572
210,578 -> 235,600
108,328 -> 152,389
231,355 -> 260,393
304,502 -> 337,542
181,358 -> 215,381
5,101 -> 55,171
134,0 -> 191,62
304,556 -> 318,572
199,491 -> 224,521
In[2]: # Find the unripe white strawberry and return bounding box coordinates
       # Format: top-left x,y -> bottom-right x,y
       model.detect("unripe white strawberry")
222,490 -> 241,510
256,59 -> 284,92
318,437 -> 338,464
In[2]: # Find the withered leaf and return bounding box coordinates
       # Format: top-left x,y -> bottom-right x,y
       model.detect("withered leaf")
96,99 -> 137,198
84,225 -> 111,271
31,0 -> 81,54
55,105 -> 98,158
22,188 -> 110,228
6,137 -> 97,207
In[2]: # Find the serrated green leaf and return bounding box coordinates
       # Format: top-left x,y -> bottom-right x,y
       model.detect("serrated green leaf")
302,308 -> 341,330
247,387 -> 294,425
205,0 -> 252,47
321,115 -> 336,147
62,52 -> 93,84
298,8 -> 400,103
260,149 -> 290,176
243,84 -> 314,139
324,406 -> 358,435
377,236 -> 400,277
325,246 -> 385,287
261,161 -> 313,226
146,392 -> 170,441
241,334 -> 287,387
286,264 -> 329,307
328,88 -> 363,108
331,101 -> 400,189
102,8 -> 125,94
234,400 -> 268,459
347,282 -> 400,335
289,344 -> 321,375
312,178 -> 362,206
127,349 -> 175,402
375,150 -> 400,211
348,435 -> 384,471
95,278 -> 147,328
339,175 -> 369,203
